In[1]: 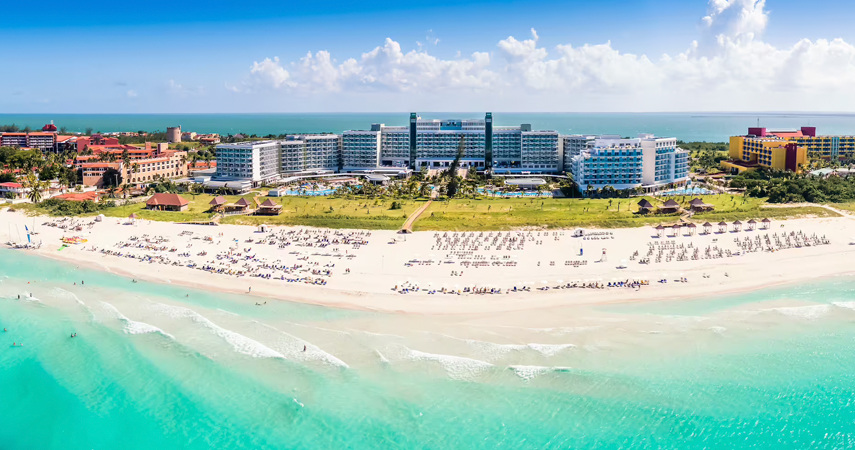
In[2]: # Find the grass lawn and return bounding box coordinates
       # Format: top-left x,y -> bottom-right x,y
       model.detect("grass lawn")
829,202 -> 855,213
92,194 -> 421,230
412,195 -> 840,231
14,192 -> 839,231
220,196 -> 422,230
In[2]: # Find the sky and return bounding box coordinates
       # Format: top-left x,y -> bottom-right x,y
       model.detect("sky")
4,0 -> 855,113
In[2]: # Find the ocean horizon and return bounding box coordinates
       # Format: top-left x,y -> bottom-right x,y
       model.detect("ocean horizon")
5,112 -> 855,142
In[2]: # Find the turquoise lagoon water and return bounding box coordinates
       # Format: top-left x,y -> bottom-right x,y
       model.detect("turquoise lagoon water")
3,247 -> 855,449
6,112 -> 855,142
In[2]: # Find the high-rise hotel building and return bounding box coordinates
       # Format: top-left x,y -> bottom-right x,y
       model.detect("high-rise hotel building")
569,134 -> 688,191
214,113 -> 686,192
341,113 -> 562,173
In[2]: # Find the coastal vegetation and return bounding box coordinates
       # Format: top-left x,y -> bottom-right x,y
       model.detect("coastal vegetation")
729,168 -> 855,203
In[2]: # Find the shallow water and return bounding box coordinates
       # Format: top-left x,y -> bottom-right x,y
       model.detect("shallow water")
3,248 -> 855,449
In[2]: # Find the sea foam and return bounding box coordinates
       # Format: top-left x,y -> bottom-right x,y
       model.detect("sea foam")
150,302 -> 283,359
101,302 -> 174,339
404,347 -> 493,380
508,365 -> 572,381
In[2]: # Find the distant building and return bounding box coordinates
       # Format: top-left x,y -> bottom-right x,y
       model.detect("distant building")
166,126 -> 182,143
723,127 -> 840,174
0,132 -> 57,152
342,113 -> 562,173
74,142 -> 188,187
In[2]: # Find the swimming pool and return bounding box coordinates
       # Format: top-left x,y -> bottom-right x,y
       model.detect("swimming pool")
659,186 -> 715,196
477,188 -> 551,197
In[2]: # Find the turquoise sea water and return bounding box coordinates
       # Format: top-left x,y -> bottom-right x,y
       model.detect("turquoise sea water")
3,247 -> 855,449
4,112 -> 855,142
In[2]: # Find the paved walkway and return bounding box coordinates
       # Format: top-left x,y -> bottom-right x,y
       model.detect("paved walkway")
399,189 -> 438,233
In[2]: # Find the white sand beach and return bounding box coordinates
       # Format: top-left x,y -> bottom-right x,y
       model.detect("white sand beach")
3,208 -> 854,315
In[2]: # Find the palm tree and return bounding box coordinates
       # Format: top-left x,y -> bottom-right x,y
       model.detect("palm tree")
23,173 -> 45,204
107,185 -> 117,199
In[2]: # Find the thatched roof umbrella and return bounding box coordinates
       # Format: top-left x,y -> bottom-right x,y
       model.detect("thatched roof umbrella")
747,219 -> 757,231
687,223 -> 697,235
655,224 -> 665,237
761,218 -> 771,229
718,221 -> 727,233
733,220 -> 742,232
703,222 -> 712,234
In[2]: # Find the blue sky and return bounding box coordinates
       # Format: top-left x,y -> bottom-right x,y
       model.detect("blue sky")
4,0 -> 855,113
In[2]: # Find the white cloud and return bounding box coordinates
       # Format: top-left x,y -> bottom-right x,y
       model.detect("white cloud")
126,90 -> 138,98
167,79 -> 205,96
231,0 -> 855,111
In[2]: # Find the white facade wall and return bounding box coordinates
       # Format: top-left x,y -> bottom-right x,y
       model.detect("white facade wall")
638,135 -> 689,188
521,131 -> 561,171
280,135 -> 341,174
342,130 -> 381,170
215,140 -> 281,185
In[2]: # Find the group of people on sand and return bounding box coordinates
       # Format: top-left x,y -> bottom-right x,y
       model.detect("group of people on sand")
635,229 -> 831,265
85,227 -> 370,290
432,230 -> 564,252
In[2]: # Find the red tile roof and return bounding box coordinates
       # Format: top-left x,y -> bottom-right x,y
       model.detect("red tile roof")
146,193 -> 189,207
55,192 -> 101,202
0,182 -> 23,189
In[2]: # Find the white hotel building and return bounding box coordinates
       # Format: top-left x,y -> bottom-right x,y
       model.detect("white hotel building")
342,113 -> 562,173
214,113 -> 687,193
569,134 -> 689,192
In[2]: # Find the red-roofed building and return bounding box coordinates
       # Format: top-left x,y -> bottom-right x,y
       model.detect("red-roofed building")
0,132 -> 57,152
73,141 -> 188,187
42,123 -> 58,132
146,193 -> 189,211
0,182 -> 27,199
54,191 -> 102,202
1,133 -> 28,147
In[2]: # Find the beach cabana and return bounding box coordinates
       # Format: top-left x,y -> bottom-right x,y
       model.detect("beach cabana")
637,199 -> 654,214
655,224 -> 665,237
209,195 -> 226,212
687,223 -> 697,235
659,199 -> 681,214
94,214 -> 105,222
256,199 -> 282,216
747,219 -> 757,231
717,221 -> 727,233
225,197 -> 251,214
761,218 -> 771,230
732,220 -> 742,232
257,224 -> 270,233
703,222 -> 712,235
671,224 -> 681,237
146,193 -> 189,212
688,198 -> 714,212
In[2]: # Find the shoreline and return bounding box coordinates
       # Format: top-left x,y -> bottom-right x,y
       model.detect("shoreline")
5,208 -> 855,315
